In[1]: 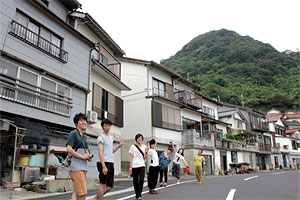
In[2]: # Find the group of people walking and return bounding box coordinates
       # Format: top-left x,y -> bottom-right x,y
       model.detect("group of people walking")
66,113 -> 209,200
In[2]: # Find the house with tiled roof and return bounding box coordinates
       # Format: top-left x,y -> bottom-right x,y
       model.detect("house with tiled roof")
265,109 -> 300,170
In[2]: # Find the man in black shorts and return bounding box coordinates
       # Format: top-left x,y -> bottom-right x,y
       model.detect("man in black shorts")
93,119 -> 124,200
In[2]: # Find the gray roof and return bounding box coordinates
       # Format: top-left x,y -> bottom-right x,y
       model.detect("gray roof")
70,12 -> 125,56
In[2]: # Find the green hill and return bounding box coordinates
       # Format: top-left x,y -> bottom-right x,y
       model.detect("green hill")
161,29 -> 299,111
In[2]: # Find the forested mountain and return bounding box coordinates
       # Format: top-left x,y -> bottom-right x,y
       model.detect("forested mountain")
161,29 -> 299,111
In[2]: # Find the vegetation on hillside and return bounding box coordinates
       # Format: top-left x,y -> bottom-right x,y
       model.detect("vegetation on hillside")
161,29 -> 299,111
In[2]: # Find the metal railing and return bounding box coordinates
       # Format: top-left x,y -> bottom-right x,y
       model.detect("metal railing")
92,107 -> 118,125
183,129 -> 214,147
258,143 -> 272,152
175,90 -> 202,109
91,44 -> 121,78
0,74 -> 72,116
9,20 -> 68,63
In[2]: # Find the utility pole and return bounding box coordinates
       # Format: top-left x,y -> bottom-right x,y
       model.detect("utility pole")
241,93 -> 244,107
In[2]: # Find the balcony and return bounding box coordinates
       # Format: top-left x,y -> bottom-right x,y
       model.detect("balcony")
175,90 -> 202,109
9,20 -> 68,63
215,138 -> 259,152
92,107 -> 118,125
183,129 -> 214,148
258,143 -> 272,153
0,74 -> 72,116
91,44 -> 121,78
272,144 -> 281,154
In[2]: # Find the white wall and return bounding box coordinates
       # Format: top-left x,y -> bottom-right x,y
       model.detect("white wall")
181,109 -> 201,122
153,127 -> 181,144
202,99 -> 219,119
237,152 -> 244,163
121,61 -> 152,140
148,67 -> 172,96
214,149 -> 221,170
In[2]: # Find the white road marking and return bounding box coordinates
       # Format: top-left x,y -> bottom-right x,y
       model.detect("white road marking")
225,189 -> 236,200
115,179 -> 196,200
272,172 -> 286,175
244,175 -> 258,181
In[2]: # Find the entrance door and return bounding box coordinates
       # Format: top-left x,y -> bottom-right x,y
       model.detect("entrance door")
220,151 -> 227,171
283,155 -> 287,168
203,155 -> 212,175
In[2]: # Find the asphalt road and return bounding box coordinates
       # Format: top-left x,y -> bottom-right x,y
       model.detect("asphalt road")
39,170 -> 300,200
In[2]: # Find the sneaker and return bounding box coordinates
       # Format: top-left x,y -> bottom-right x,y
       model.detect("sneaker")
177,181 -> 180,185
160,184 -> 163,187
136,197 -> 142,200
149,190 -> 158,194
164,184 -> 167,187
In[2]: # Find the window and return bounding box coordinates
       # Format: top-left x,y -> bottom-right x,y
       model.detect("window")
0,58 -> 71,115
203,123 -> 209,132
182,117 -> 201,133
102,55 -> 108,67
231,151 -> 238,163
92,83 -> 124,127
204,106 -> 215,118
152,101 -> 181,131
153,79 -> 165,97
247,134 -> 256,145
211,123 -> 216,131
292,140 -> 298,150
18,68 -> 38,105
12,11 -> 66,62
237,120 -> 245,130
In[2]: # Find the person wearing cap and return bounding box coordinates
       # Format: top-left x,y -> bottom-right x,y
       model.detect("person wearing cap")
147,139 -> 159,194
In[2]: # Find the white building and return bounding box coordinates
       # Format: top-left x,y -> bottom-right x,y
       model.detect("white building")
69,12 -> 131,175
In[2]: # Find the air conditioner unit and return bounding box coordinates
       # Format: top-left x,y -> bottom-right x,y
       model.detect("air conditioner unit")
0,121 -> 9,131
87,111 -> 98,124
104,111 -> 108,119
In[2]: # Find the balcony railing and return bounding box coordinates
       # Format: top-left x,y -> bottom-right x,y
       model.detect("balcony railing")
258,143 -> 272,152
9,20 -> 68,63
92,107 -> 118,125
183,129 -> 214,148
215,138 -> 259,152
175,90 -> 202,109
0,74 -> 72,116
271,147 -> 281,154
91,44 -> 121,78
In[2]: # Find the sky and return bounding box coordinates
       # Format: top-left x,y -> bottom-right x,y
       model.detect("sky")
81,0 -> 300,63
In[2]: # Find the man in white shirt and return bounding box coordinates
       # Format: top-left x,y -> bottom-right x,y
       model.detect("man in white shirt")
94,119 -> 124,200
147,139 -> 159,194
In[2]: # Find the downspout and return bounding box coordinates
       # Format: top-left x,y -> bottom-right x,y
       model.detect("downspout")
147,64 -> 154,139
86,46 -> 94,114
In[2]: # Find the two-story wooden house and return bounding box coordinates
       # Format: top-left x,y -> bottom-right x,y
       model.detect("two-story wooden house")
0,0 -> 93,184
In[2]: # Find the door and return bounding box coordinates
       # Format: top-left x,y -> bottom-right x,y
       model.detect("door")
202,155 -> 212,175
283,155 -> 287,168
